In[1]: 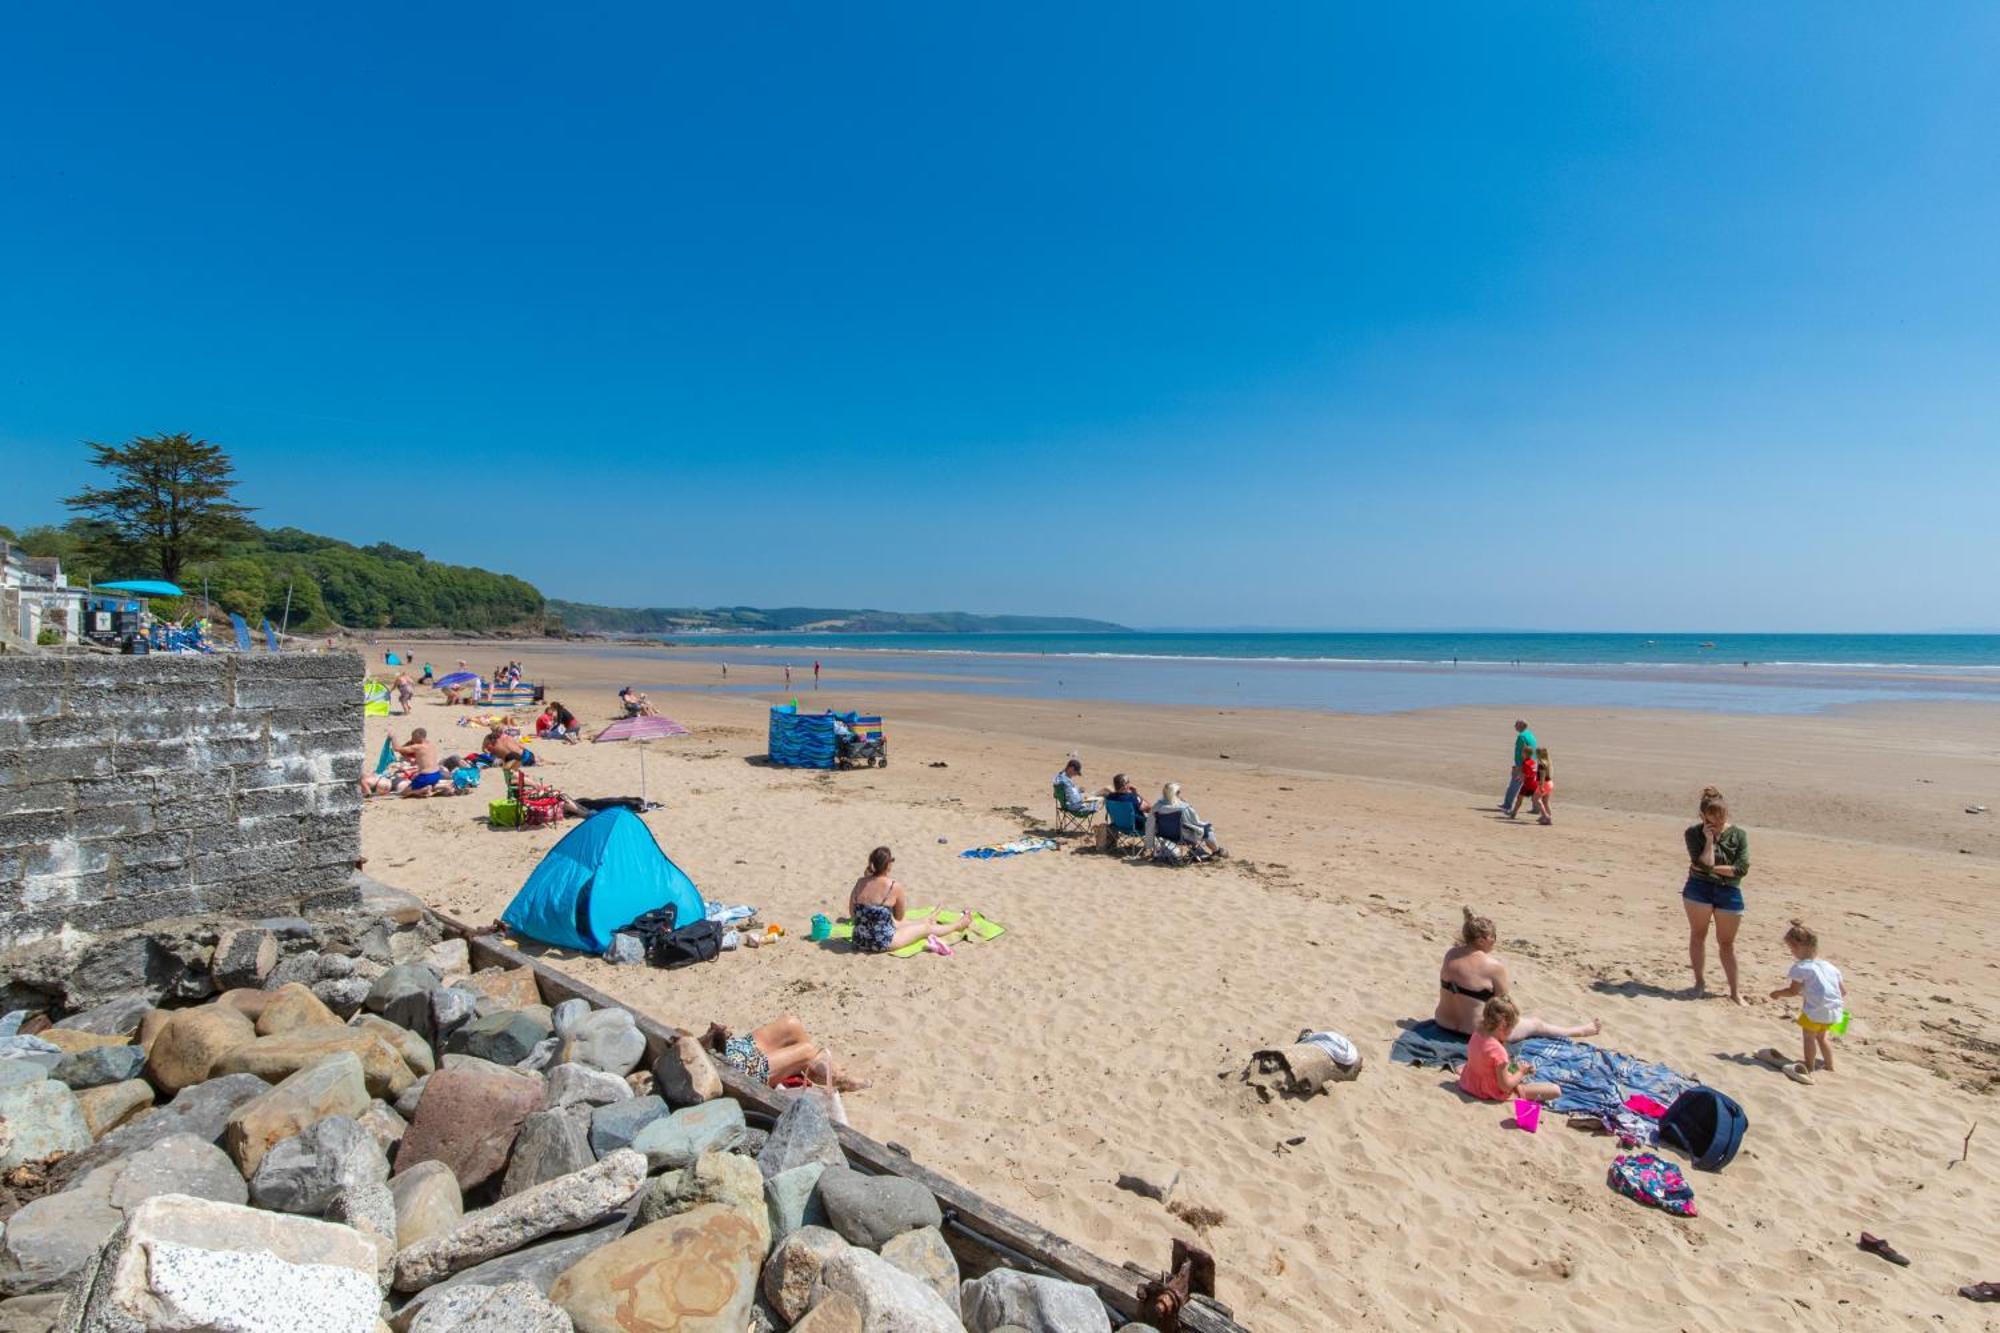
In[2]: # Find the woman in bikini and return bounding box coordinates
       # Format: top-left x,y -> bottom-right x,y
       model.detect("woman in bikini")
1435,907 -> 1600,1040
847,846 -> 969,956
701,1015 -> 868,1092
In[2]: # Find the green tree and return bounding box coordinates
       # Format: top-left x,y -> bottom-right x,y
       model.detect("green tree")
64,433 -> 253,586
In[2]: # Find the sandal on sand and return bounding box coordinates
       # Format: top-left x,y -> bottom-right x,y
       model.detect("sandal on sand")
1959,1283 -> 2000,1302
1754,1047 -> 1813,1084
1858,1233 -> 1911,1267
924,935 -> 955,957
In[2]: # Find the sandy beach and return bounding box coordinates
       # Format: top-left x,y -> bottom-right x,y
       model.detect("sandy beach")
359,642 -> 2000,1331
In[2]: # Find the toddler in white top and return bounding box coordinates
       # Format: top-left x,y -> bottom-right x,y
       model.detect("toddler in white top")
1769,919 -> 1845,1074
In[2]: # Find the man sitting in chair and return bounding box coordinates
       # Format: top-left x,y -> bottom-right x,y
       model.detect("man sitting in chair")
1104,772 -> 1151,819
1055,757 -> 1100,817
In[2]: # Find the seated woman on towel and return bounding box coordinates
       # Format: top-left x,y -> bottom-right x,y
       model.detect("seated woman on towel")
1146,782 -> 1224,856
619,686 -> 659,717
700,1015 -> 869,1092
1435,907 -> 1600,1041
846,846 -> 969,956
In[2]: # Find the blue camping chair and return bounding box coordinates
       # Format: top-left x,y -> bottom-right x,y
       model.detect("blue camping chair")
1052,782 -> 1098,835
1104,797 -> 1146,851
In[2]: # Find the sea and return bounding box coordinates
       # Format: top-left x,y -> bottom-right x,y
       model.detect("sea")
632,631 -> 2000,716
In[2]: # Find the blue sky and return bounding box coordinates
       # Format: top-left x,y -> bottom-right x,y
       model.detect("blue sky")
3,4 -> 1996,630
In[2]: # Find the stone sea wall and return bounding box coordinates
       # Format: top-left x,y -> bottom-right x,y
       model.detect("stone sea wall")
0,653 -> 364,948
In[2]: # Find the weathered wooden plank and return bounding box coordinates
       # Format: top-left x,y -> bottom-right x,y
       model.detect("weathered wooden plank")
443,916 -> 1249,1332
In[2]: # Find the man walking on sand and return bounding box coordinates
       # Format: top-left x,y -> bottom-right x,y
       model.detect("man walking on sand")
1500,719 -> 1537,811
814,660 -> 821,689
785,664 -> 792,689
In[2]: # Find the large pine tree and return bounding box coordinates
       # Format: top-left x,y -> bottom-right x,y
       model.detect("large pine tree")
65,433 -> 253,585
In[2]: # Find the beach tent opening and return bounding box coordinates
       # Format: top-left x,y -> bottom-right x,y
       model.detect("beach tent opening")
501,807 -> 704,954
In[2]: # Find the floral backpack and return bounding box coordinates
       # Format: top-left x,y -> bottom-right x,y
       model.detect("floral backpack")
1608,1152 -> 1697,1217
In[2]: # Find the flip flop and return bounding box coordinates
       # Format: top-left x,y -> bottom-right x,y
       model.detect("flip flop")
1858,1233 -> 1911,1267
1959,1283 -> 2000,1302
924,935 -> 955,957
1754,1047 -> 1814,1084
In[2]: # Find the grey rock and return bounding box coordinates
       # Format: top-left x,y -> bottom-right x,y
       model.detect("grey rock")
69,927 -> 214,1010
0,1061 -> 45,1092
390,1159 -> 463,1252
0,1037 -> 61,1075
312,975 -> 374,1018
652,1035 -> 723,1107
385,1212 -> 630,1330
739,1126 -> 769,1157
604,932 -> 644,966
759,1094 -> 846,1180
256,915 -> 316,940
0,1012 -> 22,1039
264,948 -> 324,990
630,1097 -> 746,1171
633,1151 -> 770,1250
813,1245 -> 962,1332
447,1008 -> 555,1066
0,1291 -> 66,1331
960,1269 -> 1112,1333
549,999 -> 591,1038
391,1148 -> 648,1292
501,1107 -> 596,1198
516,1036 -> 561,1072
427,985 -> 481,1046
211,928 -> 279,989
762,1225 -> 849,1324
358,1098 -> 410,1155
818,1165 -> 944,1249
764,1162 -> 829,1243
51,994 -> 151,1038
47,1073 -> 269,1191
0,1133 -> 244,1297
315,951 -> 359,980
395,1072 -> 431,1119
555,1008 -> 644,1076
358,921 -> 398,965
544,1063 -> 631,1111
0,1078 -> 90,1170
587,1094 -> 666,1157
882,1226 -> 961,1317
326,1180 -> 399,1288
367,961 -> 442,1030
248,1114 -> 390,1214
50,1043 -> 147,1091
409,1279 -> 576,1332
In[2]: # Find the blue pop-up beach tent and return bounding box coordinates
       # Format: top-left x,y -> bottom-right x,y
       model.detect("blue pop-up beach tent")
501,807 -> 704,954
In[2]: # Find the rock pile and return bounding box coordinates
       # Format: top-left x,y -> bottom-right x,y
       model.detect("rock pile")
0,885 -> 1123,1332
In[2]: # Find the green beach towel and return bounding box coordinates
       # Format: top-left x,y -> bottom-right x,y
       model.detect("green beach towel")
826,907 -> 1007,957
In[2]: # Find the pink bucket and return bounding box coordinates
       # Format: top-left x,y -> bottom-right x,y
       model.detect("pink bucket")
1513,1099 -> 1542,1133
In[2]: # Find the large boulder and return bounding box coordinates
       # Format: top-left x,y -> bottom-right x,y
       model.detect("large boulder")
462,966 -> 543,1011
758,1095 -> 845,1180
254,981 -> 343,1035
312,975 -> 374,1019
394,1063 -> 545,1193
351,1012 -> 436,1077
816,1166 -> 944,1250
248,1114 -> 390,1214
634,1150 -> 770,1250
391,1158 -> 464,1251
222,1050 -> 372,1177
50,995 -> 151,1039
326,1180 -> 399,1289
501,1107 -> 597,1198
366,962 -> 442,1039
630,1097 -> 746,1171
762,1225 -> 849,1324
545,1063 -> 631,1111
959,1268 -> 1112,1333
0,1078 -> 90,1170
654,1035 -> 725,1108
143,1004 -> 255,1094
548,1202 -> 763,1333
44,1074 -> 268,1193
587,1094 -> 667,1157
214,1024 -> 416,1099
882,1226 -> 961,1318
447,1008 -> 555,1067
357,1098 -> 410,1155
73,1079 -> 154,1139
392,1149 -> 647,1292
408,1278 -> 576,1332
765,1163 -> 830,1244
211,927 -> 278,990
36,1029 -> 128,1056
50,1044 -> 147,1092
554,1008 -> 645,1076
62,1193 -> 382,1331
0,1133 -> 243,1296
385,1214 -> 629,1331
811,1245 -> 963,1333
428,987 -> 481,1047
550,999 -> 592,1038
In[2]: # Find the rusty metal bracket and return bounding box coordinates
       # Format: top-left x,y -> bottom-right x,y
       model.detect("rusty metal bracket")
1137,1239 -> 1216,1332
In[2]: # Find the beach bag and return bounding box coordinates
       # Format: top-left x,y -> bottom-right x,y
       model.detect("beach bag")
452,766 -> 483,791
648,919 -> 722,970
1608,1152 -> 1697,1217
488,799 -> 522,828
1658,1088 -> 1747,1171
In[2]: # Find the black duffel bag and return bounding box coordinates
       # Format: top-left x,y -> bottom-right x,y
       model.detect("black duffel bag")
648,918 -> 722,969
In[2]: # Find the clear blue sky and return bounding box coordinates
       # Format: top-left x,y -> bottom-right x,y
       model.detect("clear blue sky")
4,4 -> 1996,631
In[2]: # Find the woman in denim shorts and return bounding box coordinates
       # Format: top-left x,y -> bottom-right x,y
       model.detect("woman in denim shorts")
1682,786 -> 1749,1003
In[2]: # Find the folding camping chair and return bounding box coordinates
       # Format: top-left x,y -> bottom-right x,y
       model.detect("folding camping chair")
1052,782 -> 1099,835
1104,797 -> 1147,852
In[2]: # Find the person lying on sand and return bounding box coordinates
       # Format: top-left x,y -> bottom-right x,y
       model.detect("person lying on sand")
701,1015 -> 869,1091
358,768 -> 410,797
847,846 -> 969,955
1436,908 -> 1599,1040
391,729 -> 451,798
1459,997 -> 1561,1104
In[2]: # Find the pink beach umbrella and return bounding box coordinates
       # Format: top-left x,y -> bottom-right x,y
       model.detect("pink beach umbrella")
592,714 -> 691,802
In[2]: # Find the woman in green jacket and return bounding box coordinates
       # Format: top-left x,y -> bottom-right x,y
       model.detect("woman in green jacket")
1683,786 -> 1750,1003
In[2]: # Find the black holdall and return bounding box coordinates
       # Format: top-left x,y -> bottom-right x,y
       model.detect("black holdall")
648,918 -> 723,969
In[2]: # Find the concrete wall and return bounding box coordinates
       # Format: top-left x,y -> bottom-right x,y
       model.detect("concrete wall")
0,653 -> 364,947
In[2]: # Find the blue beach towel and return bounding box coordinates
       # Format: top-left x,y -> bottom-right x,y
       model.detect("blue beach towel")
959,837 -> 1060,860
1517,1038 -> 1699,1120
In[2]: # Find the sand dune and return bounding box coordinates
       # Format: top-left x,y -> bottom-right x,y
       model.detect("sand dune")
360,643 -> 2000,1331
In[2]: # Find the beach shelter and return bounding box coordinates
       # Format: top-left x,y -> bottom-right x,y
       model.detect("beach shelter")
501,807 -> 705,954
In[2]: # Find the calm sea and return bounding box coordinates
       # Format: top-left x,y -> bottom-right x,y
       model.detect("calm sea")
630,632 -> 2000,715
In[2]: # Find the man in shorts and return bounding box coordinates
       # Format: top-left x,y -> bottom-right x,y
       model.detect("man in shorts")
393,728 -> 447,797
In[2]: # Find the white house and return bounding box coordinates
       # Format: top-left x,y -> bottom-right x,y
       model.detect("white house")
1,542 -> 87,647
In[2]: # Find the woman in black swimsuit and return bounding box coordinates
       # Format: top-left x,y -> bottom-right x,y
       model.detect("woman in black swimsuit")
1435,908 -> 1601,1040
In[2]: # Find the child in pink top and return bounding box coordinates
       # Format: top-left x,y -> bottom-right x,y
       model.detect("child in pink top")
1459,997 -> 1562,1102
